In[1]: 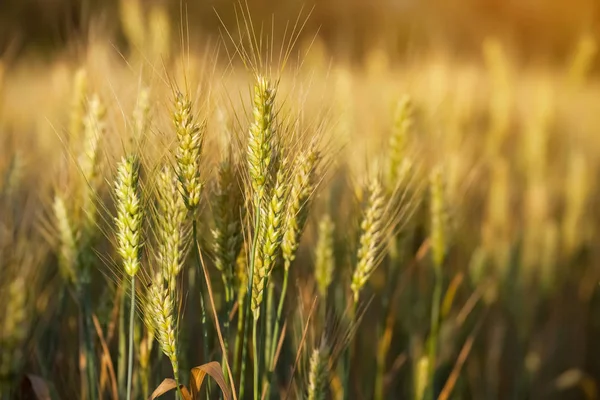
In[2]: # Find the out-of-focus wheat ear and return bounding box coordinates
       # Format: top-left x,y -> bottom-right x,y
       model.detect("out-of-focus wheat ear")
212,158 -> 245,295
414,354 -> 430,400
281,147 -> 320,271
315,214 -> 335,300
149,5 -> 171,61
114,155 -> 142,278
79,93 -> 105,233
53,194 -> 79,286
567,34 -> 597,86
0,277 -> 27,379
387,95 -> 413,191
483,38 -> 511,155
247,76 -> 277,206
119,0 -> 145,52
133,86 -> 151,145
173,91 -> 205,211
562,151 -> 589,257
350,178 -> 386,303
69,67 -> 88,143
429,166 -> 447,269
80,94 -> 104,184
146,272 -> 179,381
2,151 -> 23,198
307,344 -> 330,400
155,165 -> 188,291
252,167 -> 288,320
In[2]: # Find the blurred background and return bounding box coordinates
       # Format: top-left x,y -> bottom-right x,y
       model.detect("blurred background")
1,0 -> 599,65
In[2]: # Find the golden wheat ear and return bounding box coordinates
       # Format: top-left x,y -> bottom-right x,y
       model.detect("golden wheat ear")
350,178 -> 386,303
307,343 -> 330,400
154,164 -> 189,292
173,91 -> 205,211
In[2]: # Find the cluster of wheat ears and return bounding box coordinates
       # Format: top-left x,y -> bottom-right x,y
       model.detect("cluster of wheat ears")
41,67 -> 421,400
2,3 -> 600,400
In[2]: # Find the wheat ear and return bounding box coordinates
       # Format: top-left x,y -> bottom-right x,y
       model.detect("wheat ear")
350,179 -> 386,303
173,92 -> 205,211
114,154 -> 142,400
315,214 -> 335,300
155,165 -> 188,292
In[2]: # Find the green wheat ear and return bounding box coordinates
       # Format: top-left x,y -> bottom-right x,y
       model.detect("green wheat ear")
173,92 -> 205,211
252,167 -> 287,320
281,147 -> 320,271
429,166 -> 447,269
247,76 -> 277,205
155,165 -> 189,291
315,213 -> 335,299
146,271 -> 179,380
351,178 -> 386,303
212,158 -> 245,292
53,195 -> 79,286
114,155 -> 142,277
307,344 -> 330,400
387,95 -> 413,190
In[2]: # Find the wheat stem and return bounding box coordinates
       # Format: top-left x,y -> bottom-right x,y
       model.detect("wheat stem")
192,220 -> 210,378
252,318 -> 260,400
126,275 -> 136,400
239,201 -> 261,400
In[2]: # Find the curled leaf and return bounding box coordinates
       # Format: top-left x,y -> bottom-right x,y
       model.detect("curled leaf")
149,362 -> 231,400
148,378 -> 192,400
190,361 -> 231,400
25,374 -> 51,400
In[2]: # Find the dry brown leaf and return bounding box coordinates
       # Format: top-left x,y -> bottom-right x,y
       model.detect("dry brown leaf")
149,362 -> 230,400
190,361 -> 231,400
25,374 -> 51,400
148,378 -> 192,400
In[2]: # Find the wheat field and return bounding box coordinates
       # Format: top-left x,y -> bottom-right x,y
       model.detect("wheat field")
1,1 -> 600,399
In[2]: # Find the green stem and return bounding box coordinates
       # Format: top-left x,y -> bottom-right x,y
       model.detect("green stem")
81,284 -> 98,400
192,219 -> 211,397
126,275 -> 136,400
269,266 -> 288,369
233,296 -> 245,381
343,298 -> 358,400
374,237 -> 403,400
240,199 -> 261,400
174,369 -> 184,400
263,266 -> 289,398
253,318 -> 260,400
427,264 -> 443,400
265,281 -> 275,367
221,278 -> 232,388
118,282 -> 127,398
